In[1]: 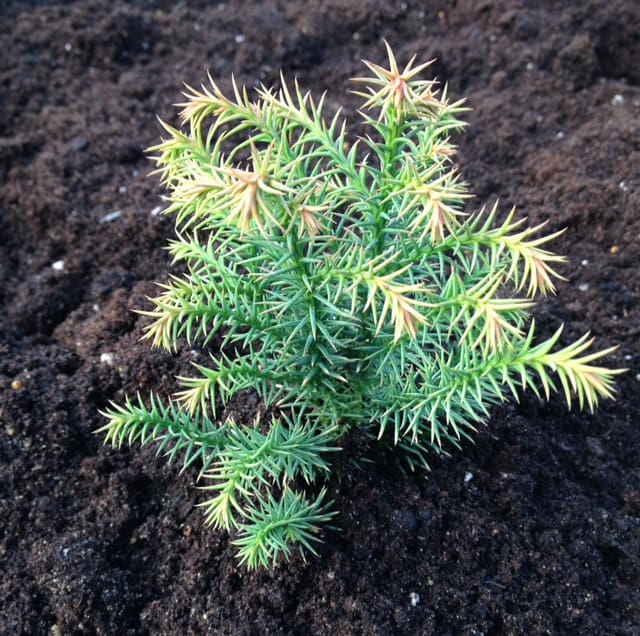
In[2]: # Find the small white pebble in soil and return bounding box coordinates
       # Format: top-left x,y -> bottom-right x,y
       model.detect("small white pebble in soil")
62,548 -> 70,557
409,592 -> 420,607
555,131 -> 565,140
624,354 -> 632,361
353,32 -> 360,41
619,181 -> 628,192
100,352 -> 114,366
611,94 -> 624,106
578,283 -> 590,292
150,205 -> 163,216
51,260 -> 65,271
636,373 -> 640,382
464,471 -> 474,483
118,185 -> 128,194
92,303 -> 100,312
234,34 -> 245,44
327,571 -> 335,580
132,169 -> 140,177
64,42 -> 72,52
101,210 -> 122,223
400,2 -> 408,11
581,259 -> 589,266
193,23 -> 201,32
526,61 -> 535,71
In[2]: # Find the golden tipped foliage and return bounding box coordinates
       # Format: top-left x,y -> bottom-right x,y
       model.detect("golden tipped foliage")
100,45 -> 622,570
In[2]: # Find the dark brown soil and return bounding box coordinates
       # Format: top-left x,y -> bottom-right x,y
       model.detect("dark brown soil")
1,1 -> 639,634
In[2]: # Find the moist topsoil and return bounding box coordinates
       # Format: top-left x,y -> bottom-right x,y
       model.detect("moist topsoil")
1,1 -> 639,634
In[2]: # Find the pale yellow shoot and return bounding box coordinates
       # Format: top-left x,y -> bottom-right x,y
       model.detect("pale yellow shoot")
174,374 -> 212,416
402,172 -> 471,243
454,274 -> 534,352
352,40 -> 439,120
296,202 -> 329,238
199,483 -> 241,531
537,331 -> 623,411
505,227 -> 566,296
214,143 -> 295,236
136,287 -> 181,351
178,72 -> 248,127
359,264 -> 431,342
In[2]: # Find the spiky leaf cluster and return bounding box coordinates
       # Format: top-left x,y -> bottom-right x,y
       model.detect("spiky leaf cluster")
99,43 -> 621,569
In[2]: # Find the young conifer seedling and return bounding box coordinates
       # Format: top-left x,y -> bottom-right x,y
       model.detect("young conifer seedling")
99,43 -> 622,570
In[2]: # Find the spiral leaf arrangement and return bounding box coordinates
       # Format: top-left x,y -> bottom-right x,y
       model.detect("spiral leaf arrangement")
99,43 -> 622,569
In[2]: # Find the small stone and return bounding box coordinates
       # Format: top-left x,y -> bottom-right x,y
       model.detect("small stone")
619,181 -> 628,192
101,210 -> 122,223
118,185 -> 128,194
464,471 -> 474,483
11,379 -> 23,391
490,71 -> 508,90
526,61 -> 535,71
66,136 -> 89,152
64,42 -> 72,52
51,260 -> 65,271
578,283 -> 590,292
150,205 -> 163,216
234,34 -> 245,44
400,510 -> 419,532
555,131 -> 565,140
609,245 -> 619,255
581,259 -> 589,266
612,94 -> 624,105
409,592 -> 420,607
586,437 -> 606,457
100,352 -> 114,366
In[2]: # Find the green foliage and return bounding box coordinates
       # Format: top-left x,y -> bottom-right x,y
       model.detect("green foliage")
98,43 -> 622,568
